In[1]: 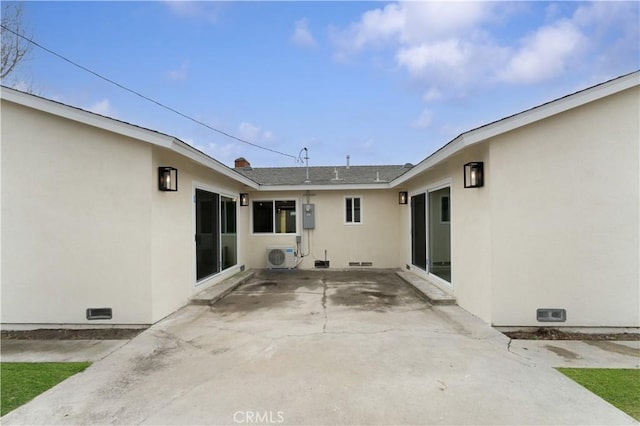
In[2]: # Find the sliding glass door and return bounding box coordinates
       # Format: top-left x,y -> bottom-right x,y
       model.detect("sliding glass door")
410,186 -> 451,284
195,188 -> 237,282
428,187 -> 451,282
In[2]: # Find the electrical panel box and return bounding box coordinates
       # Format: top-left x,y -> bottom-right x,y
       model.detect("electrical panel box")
302,204 -> 315,229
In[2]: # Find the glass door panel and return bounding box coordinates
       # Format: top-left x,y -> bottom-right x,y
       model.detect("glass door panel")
411,193 -> 427,270
196,189 -> 219,280
220,196 -> 237,270
428,187 -> 451,282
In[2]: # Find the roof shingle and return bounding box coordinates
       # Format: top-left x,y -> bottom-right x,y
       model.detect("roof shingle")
235,164 -> 412,186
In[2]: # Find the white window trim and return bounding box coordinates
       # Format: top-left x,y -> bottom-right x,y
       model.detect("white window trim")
250,198 -> 299,235
344,195 -> 363,225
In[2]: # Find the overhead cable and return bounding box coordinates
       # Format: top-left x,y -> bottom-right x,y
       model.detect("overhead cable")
0,24 -> 298,160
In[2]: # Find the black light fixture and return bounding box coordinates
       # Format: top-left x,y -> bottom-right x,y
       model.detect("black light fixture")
158,167 -> 178,191
239,193 -> 249,206
399,191 -> 408,205
464,162 -> 484,188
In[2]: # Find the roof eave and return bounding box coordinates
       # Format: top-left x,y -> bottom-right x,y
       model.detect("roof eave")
1,86 -> 259,189
391,71 -> 640,187
168,140 -> 259,188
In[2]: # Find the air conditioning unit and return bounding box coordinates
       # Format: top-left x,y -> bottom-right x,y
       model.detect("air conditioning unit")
266,246 -> 296,269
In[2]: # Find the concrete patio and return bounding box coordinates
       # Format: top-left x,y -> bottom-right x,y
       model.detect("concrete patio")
1,270 -> 636,425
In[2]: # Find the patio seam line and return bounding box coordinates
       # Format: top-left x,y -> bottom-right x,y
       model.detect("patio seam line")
321,278 -> 328,334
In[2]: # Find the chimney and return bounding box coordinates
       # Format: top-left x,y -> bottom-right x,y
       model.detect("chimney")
346,155 -> 350,169
234,157 -> 251,168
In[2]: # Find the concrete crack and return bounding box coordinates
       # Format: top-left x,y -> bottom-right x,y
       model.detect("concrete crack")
321,278 -> 328,333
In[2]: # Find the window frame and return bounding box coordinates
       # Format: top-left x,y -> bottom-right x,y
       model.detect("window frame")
192,183 -> 239,287
344,195 -> 363,225
251,199 -> 298,235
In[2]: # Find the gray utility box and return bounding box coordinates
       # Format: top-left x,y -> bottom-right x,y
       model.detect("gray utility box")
302,204 -> 315,229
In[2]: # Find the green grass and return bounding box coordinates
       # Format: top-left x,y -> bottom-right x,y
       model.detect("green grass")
557,368 -> 640,420
1,362 -> 90,416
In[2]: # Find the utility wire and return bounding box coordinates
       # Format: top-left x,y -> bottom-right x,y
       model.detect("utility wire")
0,24 -> 298,161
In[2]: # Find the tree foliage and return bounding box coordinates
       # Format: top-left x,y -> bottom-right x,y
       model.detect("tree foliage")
1,2 -> 31,80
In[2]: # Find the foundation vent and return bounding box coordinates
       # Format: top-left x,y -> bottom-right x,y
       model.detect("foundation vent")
348,262 -> 373,267
86,308 -> 112,320
536,308 -> 566,322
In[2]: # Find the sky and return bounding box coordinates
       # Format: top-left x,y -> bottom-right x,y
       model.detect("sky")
5,1 -> 640,168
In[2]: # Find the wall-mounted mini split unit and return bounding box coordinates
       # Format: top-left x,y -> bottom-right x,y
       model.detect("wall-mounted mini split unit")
266,246 -> 296,269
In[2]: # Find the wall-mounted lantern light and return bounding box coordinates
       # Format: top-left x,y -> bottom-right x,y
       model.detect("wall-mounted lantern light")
464,162 -> 484,188
158,167 -> 178,191
239,193 -> 249,206
398,191 -> 408,205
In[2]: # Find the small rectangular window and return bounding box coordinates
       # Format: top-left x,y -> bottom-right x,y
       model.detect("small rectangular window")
253,200 -> 296,234
345,197 -> 362,224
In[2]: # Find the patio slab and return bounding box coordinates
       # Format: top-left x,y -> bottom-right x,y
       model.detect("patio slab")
1,340 -> 128,362
507,339 -> 640,368
1,270 -> 636,425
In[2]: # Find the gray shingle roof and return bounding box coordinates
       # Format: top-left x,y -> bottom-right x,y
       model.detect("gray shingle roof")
235,164 -> 413,186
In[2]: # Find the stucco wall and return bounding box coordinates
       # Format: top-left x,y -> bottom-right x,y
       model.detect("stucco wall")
150,147 -> 246,323
489,86 -> 640,327
400,145 -> 493,323
1,101 -> 153,325
240,189 -> 403,269
1,100 -> 250,327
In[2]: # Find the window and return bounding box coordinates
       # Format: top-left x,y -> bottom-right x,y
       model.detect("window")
441,196 -> 450,223
345,196 -> 362,224
253,200 -> 297,234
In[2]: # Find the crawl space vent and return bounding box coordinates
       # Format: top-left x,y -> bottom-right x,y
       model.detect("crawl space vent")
86,308 -> 112,320
536,308 -> 566,322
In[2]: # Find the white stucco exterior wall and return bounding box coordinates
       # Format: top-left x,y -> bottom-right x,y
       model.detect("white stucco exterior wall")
240,189 -> 403,270
400,146 -> 493,323
1,98 -> 251,327
489,86 -> 639,327
149,147 -> 246,323
1,101 -> 153,325
397,85 -> 639,327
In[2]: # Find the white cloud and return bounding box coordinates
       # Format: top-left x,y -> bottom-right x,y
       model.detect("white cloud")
411,109 -> 433,129
291,18 -> 316,48
238,122 -> 274,143
195,141 -> 242,162
396,39 -> 467,76
166,61 -> 189,81
330,1 -> 506,93
499,20 -> 586,84
87,98 -> 117,117
164,1 -> 220,23
423,88 -> 442,102
399,2 -> 495,42
332,1 -> 637,99
332,2 -> 495,54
